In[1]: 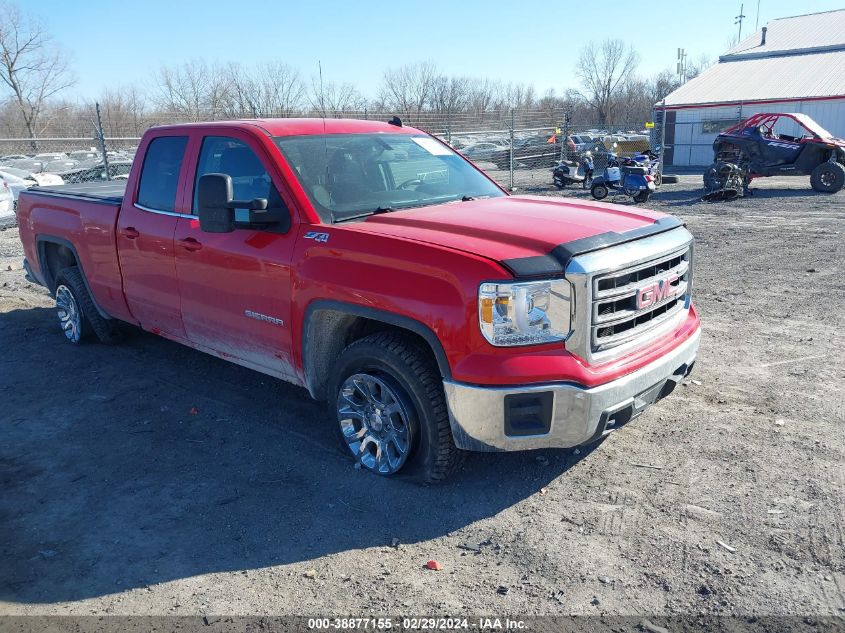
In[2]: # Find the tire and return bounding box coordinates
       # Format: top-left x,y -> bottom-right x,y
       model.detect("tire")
703,164 -> 722,191
653,171 -> 663,187
633,190 -> 651,203
591,184 -> 608,200
810,162 -> 845,193
54,267 -> 122,344
328,331 -> 463,483
582,174 -> 593,189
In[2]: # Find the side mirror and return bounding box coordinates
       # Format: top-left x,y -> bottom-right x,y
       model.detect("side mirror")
198,173 -> 290,233
198,173 -> 235,233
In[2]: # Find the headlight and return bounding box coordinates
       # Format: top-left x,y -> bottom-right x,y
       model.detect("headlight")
479,279 -> 572,346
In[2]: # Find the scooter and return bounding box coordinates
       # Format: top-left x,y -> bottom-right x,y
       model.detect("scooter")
590,152 -> 656,203
552,151 -> 594,189
632,148 -> 662,187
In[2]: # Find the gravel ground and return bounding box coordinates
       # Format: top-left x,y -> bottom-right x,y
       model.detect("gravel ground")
0,173 -> 843,622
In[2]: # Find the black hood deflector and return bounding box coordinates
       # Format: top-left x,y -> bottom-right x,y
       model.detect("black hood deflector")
501,216 -> 684,278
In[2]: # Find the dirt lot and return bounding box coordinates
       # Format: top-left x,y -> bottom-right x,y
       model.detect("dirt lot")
0,174 -> 843,622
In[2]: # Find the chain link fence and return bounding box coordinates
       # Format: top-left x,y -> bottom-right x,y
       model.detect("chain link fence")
0,106 -> 669,226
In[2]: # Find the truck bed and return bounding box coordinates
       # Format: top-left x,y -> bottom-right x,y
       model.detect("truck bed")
28,180 -> 126,204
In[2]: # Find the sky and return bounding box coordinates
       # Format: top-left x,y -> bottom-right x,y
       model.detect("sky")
26,0 -> 845,102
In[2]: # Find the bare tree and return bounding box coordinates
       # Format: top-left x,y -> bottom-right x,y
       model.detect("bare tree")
0,1 -> 75,147
466,78 -> 498,122
575,39 -> 639,124
308,76 -> 364,116
430,75 -> 470,118
94,85 -> 148,136
379,61 -> 438,122
154,60 -> 230,121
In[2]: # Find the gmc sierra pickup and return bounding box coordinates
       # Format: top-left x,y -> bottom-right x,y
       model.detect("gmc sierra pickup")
17,118 -> 700,482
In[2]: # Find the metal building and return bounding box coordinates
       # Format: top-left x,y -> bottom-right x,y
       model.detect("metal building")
657,9 -> 845,166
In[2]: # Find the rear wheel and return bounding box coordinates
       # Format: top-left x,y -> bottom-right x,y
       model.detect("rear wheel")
591,184 -> 608,200
54,267 -> 122,344
329,331 -> 463,483
810,162 -> 845,193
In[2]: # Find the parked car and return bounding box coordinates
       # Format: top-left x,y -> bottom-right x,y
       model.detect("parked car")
17,117 -> 700,482
44,159 -> 79,174
0,178 -> 14,214
0,169 -> 37,207
60,160 -> 133,183
0,166 -> 63,187
34,152 -> 69,161
491,138 -> 560,169
68,150 -> 99,161
0,154 -> 30,163
566,134 -> 595,155
6,158 -> 46,173
460,141 -> 509,162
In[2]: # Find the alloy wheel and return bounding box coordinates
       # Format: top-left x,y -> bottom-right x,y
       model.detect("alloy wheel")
337,373 -> 412,474
55,285 -> 82,343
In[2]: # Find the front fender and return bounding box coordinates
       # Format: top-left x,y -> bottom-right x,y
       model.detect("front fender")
290,225 -> 511,390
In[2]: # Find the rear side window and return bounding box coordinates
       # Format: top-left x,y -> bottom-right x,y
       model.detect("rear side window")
137,136 -> 187,212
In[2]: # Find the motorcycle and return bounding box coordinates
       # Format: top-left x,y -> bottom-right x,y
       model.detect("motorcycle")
552,151 -> 594,189
590,150 -> 656,203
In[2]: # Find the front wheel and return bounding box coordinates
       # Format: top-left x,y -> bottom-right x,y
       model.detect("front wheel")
653,171 -> 663,187
591,183 -> 609,200
329,331 -> 463,483
633,190 -> 651,203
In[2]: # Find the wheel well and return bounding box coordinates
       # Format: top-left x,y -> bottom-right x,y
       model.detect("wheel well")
303,308 -> 447,401
40,241 -> 78,291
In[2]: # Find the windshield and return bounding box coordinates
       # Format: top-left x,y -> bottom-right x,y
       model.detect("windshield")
274,133 -> 505,222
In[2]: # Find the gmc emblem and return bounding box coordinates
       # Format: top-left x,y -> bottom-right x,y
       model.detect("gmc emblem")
636,274 -> 680,309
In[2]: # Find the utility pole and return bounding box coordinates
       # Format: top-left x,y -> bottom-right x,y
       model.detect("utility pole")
735,3 -> 746,41
754,0 -> 761,31
676,48 -> 688,83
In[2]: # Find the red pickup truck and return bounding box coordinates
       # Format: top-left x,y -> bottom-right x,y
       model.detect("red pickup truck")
17,118 -> 700,482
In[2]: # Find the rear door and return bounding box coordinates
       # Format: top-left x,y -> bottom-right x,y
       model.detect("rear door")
117,134 -> 191,339
173,133 -> 299,378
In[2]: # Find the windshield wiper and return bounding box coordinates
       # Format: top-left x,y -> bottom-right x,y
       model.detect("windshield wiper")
333,206 -> 396,223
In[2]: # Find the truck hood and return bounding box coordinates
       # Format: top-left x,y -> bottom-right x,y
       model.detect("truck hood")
346,195 -> 680,277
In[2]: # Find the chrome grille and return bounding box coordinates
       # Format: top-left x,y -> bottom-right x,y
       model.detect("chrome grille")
591,246 -> 691,354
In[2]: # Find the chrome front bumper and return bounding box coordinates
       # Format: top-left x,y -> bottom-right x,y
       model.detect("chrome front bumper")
443,327 -> 700,451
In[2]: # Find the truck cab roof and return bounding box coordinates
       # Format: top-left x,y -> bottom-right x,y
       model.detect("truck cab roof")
151,118 -> 421,138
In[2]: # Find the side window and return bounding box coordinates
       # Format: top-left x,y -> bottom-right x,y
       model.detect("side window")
136,136 -> 187,212
193,136 -> 287,220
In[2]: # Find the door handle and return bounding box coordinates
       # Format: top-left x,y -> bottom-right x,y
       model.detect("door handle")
177,237 -> 203,252
121,227 -> 140,239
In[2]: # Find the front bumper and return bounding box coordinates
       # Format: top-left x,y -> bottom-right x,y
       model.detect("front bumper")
443,326 -> 700,451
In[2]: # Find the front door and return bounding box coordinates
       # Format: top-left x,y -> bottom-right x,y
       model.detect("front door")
174,135 -> 298,378
116,134 -> 190,339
